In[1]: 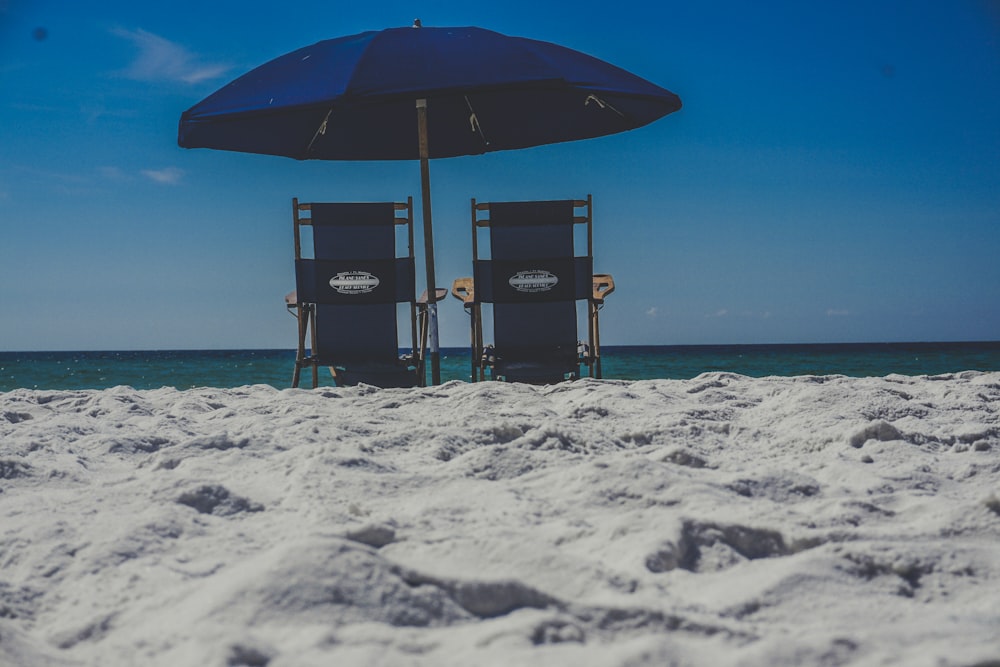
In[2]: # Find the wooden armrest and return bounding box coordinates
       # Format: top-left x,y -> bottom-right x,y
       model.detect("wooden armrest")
451,277 -> 475,305
417,288 -> 448,305
593,274 -> 615,303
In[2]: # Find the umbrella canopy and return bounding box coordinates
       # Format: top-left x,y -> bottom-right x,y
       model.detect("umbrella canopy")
178,25 -> 681,160
178,24 -> 681,385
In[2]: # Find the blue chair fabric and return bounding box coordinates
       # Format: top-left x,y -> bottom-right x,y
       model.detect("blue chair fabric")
291,199 -> 423,388
461,196 -> 604,384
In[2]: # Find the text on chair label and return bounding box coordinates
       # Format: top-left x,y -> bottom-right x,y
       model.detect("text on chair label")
329,271 -> 381,294
508,270 -> 559,293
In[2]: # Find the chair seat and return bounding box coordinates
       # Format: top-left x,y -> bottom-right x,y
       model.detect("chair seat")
493,360 -> 576,384
334,363 -> 421,388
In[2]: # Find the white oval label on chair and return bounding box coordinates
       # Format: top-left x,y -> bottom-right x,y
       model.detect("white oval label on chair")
509,270 -> 559,293
329,271 -> 381,294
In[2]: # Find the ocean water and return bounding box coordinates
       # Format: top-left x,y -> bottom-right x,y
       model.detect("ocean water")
2,342 -> 999,391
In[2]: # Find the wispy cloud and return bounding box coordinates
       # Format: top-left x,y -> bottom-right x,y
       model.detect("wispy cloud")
706,309 -> 729,318
15,165 -> 89,186
826,308 -> 850,317
14,165 -> 185,194
81,102 -> 137,124
141,167 -> 184,185
645,307 -> 658,318
112,28 -> 229,84
739,310 -> 772,319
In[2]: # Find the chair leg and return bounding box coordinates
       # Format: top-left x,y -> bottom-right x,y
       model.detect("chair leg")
419,305 -> 430,387
292,353 -> 302,389
309,306 -> 320,389
473,305 -> 486,382
292,305 -> 310,388
591,302 -> 603,379
468,305 -> 479,382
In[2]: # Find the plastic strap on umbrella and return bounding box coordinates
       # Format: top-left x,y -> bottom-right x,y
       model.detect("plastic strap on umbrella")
306,109 -> 333,154
585,94 -> 624,117
465,96 -> 490,148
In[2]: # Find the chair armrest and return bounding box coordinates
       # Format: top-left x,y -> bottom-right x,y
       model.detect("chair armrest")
417,288 -> 448,305
593,274 -> 615,303
451,277 -> 475,305
285,290 -> 300,318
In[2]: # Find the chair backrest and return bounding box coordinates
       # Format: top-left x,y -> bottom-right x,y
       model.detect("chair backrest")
293,199 -> 417,368
471,197 -> 594,380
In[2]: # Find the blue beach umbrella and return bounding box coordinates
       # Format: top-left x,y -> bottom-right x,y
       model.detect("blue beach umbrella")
177,22 -> 681,384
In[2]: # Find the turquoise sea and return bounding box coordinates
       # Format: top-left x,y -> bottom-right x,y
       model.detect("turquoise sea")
2,342 -> 999,391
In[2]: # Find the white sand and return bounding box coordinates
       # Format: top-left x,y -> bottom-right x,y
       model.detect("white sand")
2,372 -> 999,666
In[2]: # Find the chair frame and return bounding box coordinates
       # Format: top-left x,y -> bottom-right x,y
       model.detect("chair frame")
451,195 -> 615,382
289,197 -> 427,388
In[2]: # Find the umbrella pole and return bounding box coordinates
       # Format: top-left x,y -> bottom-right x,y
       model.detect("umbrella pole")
416,98 -> 441,385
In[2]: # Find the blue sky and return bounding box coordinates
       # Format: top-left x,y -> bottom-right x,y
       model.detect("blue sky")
2,0 -> 999,351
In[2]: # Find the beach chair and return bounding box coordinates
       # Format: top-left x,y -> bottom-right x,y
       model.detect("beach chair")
451,196 -> 615,384
288,198 -> 428,388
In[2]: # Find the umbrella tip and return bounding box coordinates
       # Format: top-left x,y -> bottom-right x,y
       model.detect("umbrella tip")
412,18 -> 422,28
